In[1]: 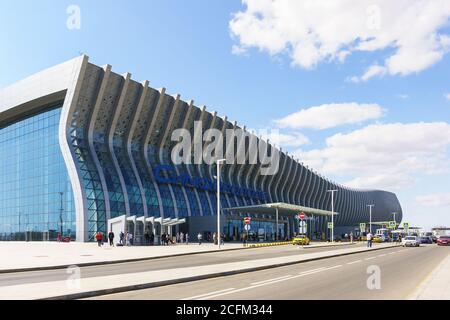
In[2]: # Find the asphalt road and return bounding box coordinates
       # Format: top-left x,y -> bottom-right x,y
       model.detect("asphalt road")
88,244 -> 450,300
0,243 -> 362,287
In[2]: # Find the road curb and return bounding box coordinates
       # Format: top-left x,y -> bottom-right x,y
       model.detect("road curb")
41,244 -> 402,300
0,242 -> 357,274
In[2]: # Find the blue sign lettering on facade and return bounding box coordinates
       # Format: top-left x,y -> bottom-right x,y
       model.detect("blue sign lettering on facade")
153,165 -> 267,202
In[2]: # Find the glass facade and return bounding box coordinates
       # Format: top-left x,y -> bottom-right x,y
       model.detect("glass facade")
0,106 -> 76,241
225,218 -> 286,242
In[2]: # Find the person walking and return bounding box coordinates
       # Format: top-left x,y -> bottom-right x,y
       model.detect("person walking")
213,232 -> 217,245
350,232 -> 354,243
367,232 -> 373,248
108,230 -> 115,247
128,232 -> 133,246
185,233 -> 189,245
197,232 -> 203,245
150,233 -> 154,245
95,231 -> 103,247
119,231 -> 124,246
180,232 -> 184,245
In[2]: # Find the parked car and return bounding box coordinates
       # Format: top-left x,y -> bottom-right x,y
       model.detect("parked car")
373,236 -> 384,243
292,235 -> 310,245
437,236 -> 450,246
403,236 -> 420,247
420,236 -> 433,244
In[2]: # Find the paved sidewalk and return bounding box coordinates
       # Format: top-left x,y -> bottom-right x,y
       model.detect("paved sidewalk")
410,252 -> 450,300
0,241 -> 357,272
0,243 -> 399,300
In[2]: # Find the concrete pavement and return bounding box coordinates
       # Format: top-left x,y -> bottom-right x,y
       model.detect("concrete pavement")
0,242 -> 362,287
0,241 -> 357,273
91,245 -> 449,300
0,242 -> 400,300
410,250 -> 450,299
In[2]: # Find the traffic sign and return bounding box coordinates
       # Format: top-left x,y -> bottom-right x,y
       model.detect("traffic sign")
403,222 -> 409,229
388,221 -> 396,229
244,217 -> 251,225
328,222 -> 334,229
299,220 -> 306,227
244,224 -> 251,231
360,223 -> 366,231
299,212 -> 306,220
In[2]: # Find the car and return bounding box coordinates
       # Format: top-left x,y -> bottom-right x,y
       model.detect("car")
437,236 -> 450,246
420,236 -> 433,244
403,236 -> 420,247
373,236 -> 383,243
292,235 -> 310,245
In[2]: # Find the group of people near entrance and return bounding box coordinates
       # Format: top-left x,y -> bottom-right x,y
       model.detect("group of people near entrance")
93,230 -> 227,247
93,231 -> 133,247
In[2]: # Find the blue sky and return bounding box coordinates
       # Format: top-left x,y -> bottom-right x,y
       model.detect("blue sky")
1,0 -> 449,230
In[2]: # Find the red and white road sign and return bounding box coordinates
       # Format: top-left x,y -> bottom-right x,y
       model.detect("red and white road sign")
299,212 -> 305,220
244,217 -> 251,225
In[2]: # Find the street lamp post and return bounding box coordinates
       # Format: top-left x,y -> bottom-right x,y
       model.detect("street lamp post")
327,190 -> 338,243
59,192 -> 64,240
216,159 -> 226,249
367,205 -> 375,234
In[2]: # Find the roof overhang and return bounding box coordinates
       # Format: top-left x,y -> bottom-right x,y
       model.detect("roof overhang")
224,203 -> 337,217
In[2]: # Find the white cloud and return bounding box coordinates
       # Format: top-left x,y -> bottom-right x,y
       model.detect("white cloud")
396,94 -> 410,100
230,0 -> 450,80
294,122 -> 450,190
445,93 -> 450,100
351,65 -> 388,82
232,45 -> 248,56
416,193 -> 450,207
275,103 -> 385,130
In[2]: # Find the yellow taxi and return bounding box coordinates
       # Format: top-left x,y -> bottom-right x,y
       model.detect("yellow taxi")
292,235 -> 310,245
373,236 -> 383,243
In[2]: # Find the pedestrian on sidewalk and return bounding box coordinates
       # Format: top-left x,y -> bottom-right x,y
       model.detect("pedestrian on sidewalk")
350,232 -> 354,243
119,231 -> 124,246
180,232 -> 184,245
176,232 -> 180,244
95,231 -> 103,247
150,233 -> 154,245
128,232 -> 133,246
198,232 -> 203,245
108,230 -> 115,247
367,232 -> 373,248
185,233 -> 189,245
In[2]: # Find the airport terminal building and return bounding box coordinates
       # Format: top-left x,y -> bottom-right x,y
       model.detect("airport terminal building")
0,56 -> 403,243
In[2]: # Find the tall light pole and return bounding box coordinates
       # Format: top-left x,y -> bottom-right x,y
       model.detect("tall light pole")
392,212 -> 397,224
367,205 -> 375,234
327,190 -> 338,243
216,159 -> 226,249
59,192 -> 64,240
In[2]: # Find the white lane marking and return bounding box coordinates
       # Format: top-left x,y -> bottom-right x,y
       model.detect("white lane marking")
182,288 -> 236,300
198,265 -> 342,300
365,257 -> 377,261
347,260 -> 362,265
326,265 -> 343,270
378,254 -> 387,257
298,267 -> 327,275
251,275 -> 292,285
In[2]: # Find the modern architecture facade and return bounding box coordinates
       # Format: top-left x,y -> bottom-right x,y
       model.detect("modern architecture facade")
0,56 -> 403,242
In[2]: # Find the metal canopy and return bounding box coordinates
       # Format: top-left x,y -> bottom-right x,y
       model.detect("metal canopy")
224,203 -> 337,217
